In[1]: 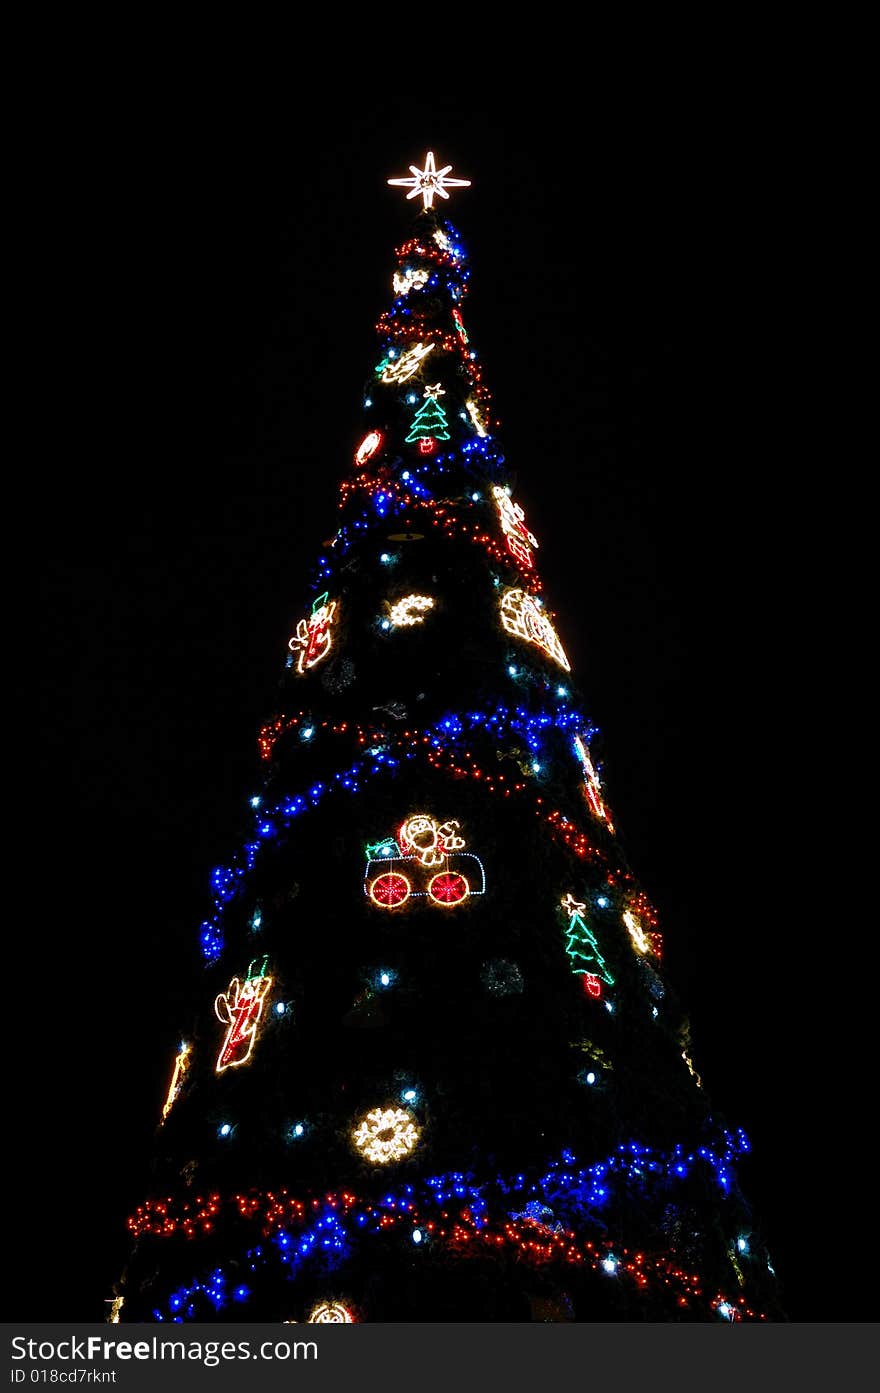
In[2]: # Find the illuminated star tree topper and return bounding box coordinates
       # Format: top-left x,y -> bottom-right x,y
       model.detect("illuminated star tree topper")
388,151 -> 471,210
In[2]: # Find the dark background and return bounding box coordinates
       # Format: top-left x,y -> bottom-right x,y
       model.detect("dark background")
24,99 -> 856,1322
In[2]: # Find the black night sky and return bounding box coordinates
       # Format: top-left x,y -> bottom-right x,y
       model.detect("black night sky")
24,100 -> 864,1325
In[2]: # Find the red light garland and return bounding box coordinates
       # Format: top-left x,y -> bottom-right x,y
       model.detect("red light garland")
127,1187 -> 764,1320
254,712 -> 611,871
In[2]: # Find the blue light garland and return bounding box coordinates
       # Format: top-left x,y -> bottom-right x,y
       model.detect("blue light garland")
144,1129 -> 753,1321
317,443 -> 508,584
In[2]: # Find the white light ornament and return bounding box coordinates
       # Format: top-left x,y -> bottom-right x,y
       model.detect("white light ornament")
388,594 -> 435,627
387,151 -> 471,210
161,1041 -> 191,1121
215,958 -> 273,1074
288,593 -> 337,674
623,909 -> 650,955
492,487 -> 538,570
308,1301 -> 354,1323
379,342 -> 435,384
573,734 -> 614,831
352,1106 -> 420,1164
682,1049 -> 703,1088
355,430 -> 383,467
466,397 -> 488,437
393,266 -> 429,296
500,588 -> 570,671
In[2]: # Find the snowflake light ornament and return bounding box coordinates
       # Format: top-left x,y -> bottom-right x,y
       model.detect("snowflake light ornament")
388,151 -> 471,210
308,1301 -> 354,1323
352,1106 -> 420,1164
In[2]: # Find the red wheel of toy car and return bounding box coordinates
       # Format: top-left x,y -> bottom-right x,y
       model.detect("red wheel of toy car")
428,871 -> 469,906
369,871 -> 411,908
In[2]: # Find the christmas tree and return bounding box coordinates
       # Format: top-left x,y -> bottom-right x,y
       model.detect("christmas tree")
405,387 -> 451,446
115,153 -> 782,1325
